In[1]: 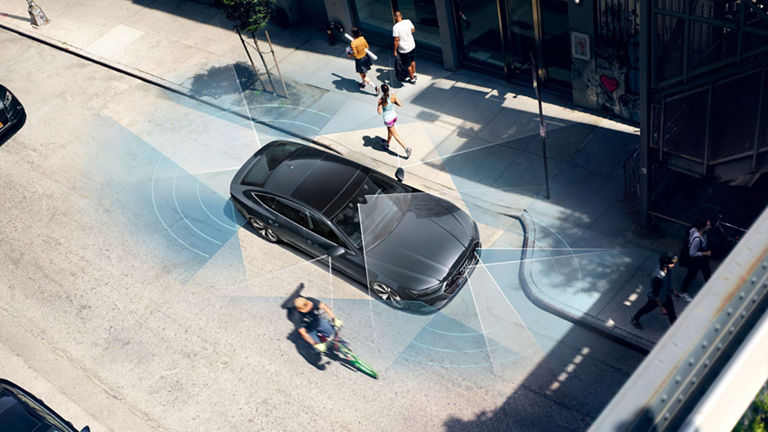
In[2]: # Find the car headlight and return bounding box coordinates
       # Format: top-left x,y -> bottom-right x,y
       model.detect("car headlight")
408,281 -> 444,297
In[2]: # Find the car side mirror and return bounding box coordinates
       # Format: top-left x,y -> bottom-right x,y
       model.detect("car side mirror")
81,427 -> 91,432
395,167 -> 405,182
328,246 -> 345,258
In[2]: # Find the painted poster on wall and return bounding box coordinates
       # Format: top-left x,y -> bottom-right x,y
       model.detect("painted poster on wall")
571,32 -> 590,61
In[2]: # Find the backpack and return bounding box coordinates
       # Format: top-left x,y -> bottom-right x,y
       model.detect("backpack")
679,229 -> 703,268
394,55 -> 409,82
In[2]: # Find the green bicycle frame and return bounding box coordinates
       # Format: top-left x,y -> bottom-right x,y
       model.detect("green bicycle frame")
333,339 -> 378,379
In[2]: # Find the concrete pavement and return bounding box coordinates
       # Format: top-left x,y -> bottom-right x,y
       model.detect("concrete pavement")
0,0 -> 708,355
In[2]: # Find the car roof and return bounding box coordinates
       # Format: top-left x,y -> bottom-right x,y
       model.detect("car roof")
263,144 -> 370,218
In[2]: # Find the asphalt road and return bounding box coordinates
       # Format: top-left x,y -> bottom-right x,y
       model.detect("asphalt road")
0,30 -> 644,431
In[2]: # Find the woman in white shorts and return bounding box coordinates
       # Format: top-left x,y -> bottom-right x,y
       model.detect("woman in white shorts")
376,84 -> 411,158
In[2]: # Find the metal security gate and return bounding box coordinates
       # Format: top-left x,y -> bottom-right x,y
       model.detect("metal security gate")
636,0 -> 768,224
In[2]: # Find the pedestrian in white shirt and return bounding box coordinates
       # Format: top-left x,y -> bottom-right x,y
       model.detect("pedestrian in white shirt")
392,11 -> 417,83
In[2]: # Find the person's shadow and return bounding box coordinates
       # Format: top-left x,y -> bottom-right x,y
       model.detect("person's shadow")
331,73 -> 377,95
362,135 -> 399,157
373,67 -> 403,89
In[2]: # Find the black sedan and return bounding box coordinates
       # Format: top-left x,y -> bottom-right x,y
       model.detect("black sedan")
0,379 -> 90,432
230,140 -> 481,312
0,85 -> 26,143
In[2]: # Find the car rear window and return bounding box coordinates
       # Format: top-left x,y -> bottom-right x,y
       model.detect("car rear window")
242,142 -> 302,187
0,388 -> 73,432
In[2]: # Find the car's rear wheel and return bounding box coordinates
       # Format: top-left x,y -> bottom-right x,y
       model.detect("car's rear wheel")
371,282 -> 404,309
248,216 -> 279,243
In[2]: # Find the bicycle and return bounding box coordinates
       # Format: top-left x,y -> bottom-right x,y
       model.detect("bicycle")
316,320 -> 378,379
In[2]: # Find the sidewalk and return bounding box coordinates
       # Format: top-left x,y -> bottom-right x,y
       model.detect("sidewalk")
0,0 -> 705,352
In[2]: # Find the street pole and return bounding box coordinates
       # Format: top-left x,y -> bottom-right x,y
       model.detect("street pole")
26,0 -> 50,28
264,31 -> 289,99
251,33 -> 276,94
530,52 -> 551,200
235,27 -> 267,93
638,0 -> 651,228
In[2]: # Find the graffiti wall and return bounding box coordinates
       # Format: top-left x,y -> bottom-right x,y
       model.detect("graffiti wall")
578,37 -> 640,124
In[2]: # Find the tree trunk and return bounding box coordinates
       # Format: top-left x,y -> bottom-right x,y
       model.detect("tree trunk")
252,32 -> 276,93
236,27 -> 267,92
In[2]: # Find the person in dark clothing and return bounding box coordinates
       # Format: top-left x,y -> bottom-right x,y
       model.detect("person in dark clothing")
631,253 -> 679,330
676,217 -> 712,302
291,296 -> 342,353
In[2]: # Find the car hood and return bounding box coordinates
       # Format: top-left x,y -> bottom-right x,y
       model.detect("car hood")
363,193 -> 477,290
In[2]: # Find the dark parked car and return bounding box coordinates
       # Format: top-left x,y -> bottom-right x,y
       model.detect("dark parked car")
230,140 -> 481,312
0,85 -> 26,142
0,379 -> 90,432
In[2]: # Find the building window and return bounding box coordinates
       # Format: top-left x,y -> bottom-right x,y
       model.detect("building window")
454,0 -> 506,70
353,0 -> 394,39
395,0 -> 441,50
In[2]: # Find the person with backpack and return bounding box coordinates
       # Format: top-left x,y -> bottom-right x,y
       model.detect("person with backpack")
675,217 -> 712,302
630,253 -> 680,330
392,11 -> 417,83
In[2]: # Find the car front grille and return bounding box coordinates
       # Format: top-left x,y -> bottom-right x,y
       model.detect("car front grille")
444,243 -> 480,295
8,105 -> 23,122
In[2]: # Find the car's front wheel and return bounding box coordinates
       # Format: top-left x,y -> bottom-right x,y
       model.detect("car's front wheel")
371,282 -> 404,309
248,216 -> 279,243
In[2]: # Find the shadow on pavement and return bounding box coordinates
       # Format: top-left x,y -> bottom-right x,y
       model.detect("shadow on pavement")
441,322 -> 645,430
189,62 -> 259,99
361,134 -> 398,157
286,329 -> 325,371
372,66 -> 403,89
331,72 -> 370,94
0,12 -> 30,23
132,0 -> 232,30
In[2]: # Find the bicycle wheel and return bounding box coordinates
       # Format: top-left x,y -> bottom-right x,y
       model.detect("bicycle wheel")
338,344 -> 378,379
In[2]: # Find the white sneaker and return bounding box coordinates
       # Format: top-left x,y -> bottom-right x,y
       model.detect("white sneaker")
681,293 -> 693,302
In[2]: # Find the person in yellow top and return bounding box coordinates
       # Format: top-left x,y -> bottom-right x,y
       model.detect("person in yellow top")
348,27 -> 377,93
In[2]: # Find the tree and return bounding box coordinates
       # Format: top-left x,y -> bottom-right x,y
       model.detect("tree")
735,385 -> 768,432
220,0 -> 273,37
219,0 -> 277,94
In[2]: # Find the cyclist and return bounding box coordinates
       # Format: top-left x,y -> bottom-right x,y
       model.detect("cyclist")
291,296 -> 342,353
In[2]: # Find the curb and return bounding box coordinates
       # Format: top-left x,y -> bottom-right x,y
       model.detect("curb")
513,210 -> 654,354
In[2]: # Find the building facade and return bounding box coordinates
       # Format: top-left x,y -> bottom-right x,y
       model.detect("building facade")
319,0 -> 642,123
283,0 -> 768,223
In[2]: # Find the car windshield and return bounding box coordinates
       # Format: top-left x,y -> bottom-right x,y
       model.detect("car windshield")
332,172 -> 410,249
242,142 -> 301,187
